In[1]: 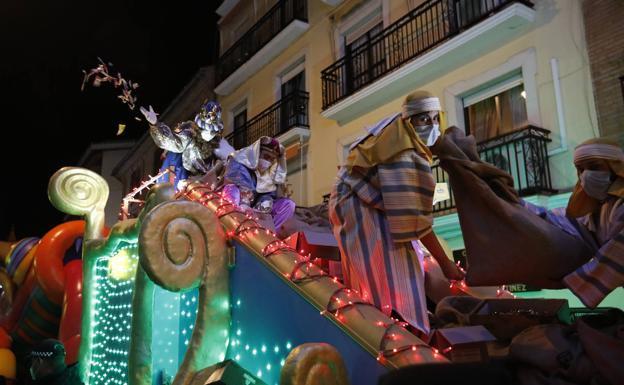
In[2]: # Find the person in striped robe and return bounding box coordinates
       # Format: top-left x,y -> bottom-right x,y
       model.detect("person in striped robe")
562,138 -> 624,308
329,91 -> 465,335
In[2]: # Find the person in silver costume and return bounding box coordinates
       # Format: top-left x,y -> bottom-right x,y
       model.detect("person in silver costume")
140,101 -> 234,188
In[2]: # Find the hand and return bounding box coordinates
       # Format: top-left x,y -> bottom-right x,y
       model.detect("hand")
440,260 -> 466,281
255,199 -> 273,213
213,138 -> 235,161
140,105 -> 158,125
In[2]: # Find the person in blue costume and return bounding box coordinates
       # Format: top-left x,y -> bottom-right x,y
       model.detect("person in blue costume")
140,100 -> 233,189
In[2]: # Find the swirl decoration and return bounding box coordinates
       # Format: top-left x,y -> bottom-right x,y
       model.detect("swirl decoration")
139,201 -> 213,291
48,167 -> 109,241
138,200 -> 229,385
280,343 -> 351,385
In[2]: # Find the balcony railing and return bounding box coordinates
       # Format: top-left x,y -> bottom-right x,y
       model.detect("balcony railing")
226,91 -> 309,149
217,0 -> 308,84
321,0 -> 533,109
432,126 -> 555,214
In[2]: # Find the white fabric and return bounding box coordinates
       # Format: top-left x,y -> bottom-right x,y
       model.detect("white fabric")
213,138 -> 235,161
232,136 -> 287,193
414,123 -> 441,146
401,97 -> 441,119
349,113 -> 401,151
580,170 -> 612,200
574,143 -> 624,164
257,159 -> 272,172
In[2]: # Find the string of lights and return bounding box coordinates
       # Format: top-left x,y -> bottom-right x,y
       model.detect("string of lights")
119,169 -> 170,219
183,187 -> 448,366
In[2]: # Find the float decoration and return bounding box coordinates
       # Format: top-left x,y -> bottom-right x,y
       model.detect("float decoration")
138,196 -> 230,385
280,343 -> 350,385
119,168 -> 171,220
182,182 -> 447,369
48,167 -> 109,241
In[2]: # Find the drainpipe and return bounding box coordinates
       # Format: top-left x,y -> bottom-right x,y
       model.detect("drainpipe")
548,58 -> 568,156
299,133 -> 304,204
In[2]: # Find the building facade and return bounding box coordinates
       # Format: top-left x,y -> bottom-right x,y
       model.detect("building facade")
582,0 -> 624,142
215,0 -> 598,204
214,0 -> 624,306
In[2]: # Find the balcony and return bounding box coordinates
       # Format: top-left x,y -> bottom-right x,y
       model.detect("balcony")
432,126 -> 556,215
215,0 -> 309,95
321,0 -> 535,123
226,91 -> 310,149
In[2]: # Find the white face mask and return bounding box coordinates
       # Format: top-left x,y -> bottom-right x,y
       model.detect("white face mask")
413,123 -> 441,147
257,159 -> 273,172
580,170 -> 612,200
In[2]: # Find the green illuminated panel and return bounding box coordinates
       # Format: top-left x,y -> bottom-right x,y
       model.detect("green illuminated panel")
89,244 -> 138,385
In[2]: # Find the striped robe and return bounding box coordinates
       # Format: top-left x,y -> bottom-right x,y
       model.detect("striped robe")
564,197 -> 624,308
329,150 -> 435,334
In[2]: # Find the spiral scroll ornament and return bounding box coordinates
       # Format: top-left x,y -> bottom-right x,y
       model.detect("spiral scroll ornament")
138,200 -> 229,385
48,167 -> 109,240
139,201 -> 216,291
280,343 -> 351,385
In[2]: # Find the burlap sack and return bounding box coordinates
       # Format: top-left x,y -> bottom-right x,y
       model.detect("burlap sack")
431,127 -> 593,287
511,324 -> 598,384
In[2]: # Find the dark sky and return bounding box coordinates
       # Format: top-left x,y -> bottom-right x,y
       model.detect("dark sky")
0,0 -> 220,240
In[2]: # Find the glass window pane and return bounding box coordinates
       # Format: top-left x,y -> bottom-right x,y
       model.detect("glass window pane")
464,83 -> 527,142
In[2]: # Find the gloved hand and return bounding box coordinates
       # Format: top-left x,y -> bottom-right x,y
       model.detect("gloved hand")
140,105 -> 159,125
213,138 -> 235,161
255,199 -> 273,213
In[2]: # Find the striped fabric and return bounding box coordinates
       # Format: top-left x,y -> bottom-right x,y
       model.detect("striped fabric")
564,197 -> 624,308
329,150 -> 435,334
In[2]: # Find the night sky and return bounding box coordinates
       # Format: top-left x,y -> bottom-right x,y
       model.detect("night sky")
0,0 -> 219,239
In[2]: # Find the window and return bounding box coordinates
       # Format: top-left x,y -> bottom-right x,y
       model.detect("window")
462,74 -> 528,143
455,0 -> 504,29
280,70 -> 306,131
346,22 -> 384,90
232,109 -> 248,149
231,15 -> 250,43
335,0 -> 386,91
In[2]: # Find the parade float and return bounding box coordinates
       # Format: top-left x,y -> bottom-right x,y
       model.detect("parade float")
36,166 -> 459,385
2,60 -> 619,385
0,223 -> 85,381
2,163 -> 622,385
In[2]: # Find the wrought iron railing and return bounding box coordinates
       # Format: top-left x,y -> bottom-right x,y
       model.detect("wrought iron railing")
217,0 -> 308,84
432,126 -> 555,214
226,91 -> 309,149
321,0 -> 533,109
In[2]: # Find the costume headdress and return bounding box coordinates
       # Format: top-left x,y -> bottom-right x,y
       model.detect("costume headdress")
195,100 -> 224,142
567,138 -> 624,217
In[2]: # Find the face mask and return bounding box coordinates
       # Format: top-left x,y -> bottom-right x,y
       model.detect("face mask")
413,123 -> 441,147
257,159 -> 272,172
580,170 -> 612,200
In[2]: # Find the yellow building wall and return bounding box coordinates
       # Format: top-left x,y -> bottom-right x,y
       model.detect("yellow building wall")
218,0 -> 598,206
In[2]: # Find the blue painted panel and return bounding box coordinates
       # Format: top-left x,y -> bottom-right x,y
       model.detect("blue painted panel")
226,243 -> 388,385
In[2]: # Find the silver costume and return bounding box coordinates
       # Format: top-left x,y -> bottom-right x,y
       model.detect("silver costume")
149,120 -> 218,175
